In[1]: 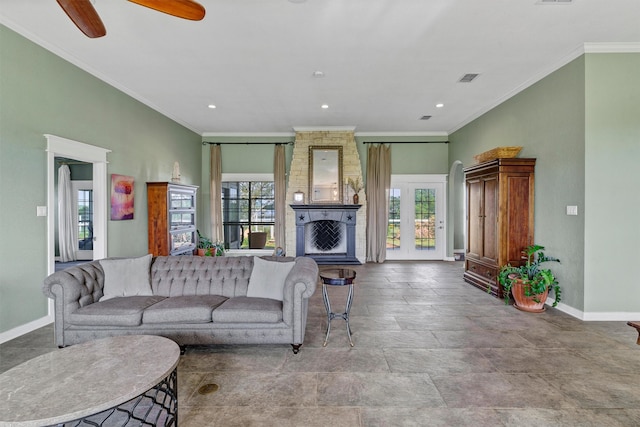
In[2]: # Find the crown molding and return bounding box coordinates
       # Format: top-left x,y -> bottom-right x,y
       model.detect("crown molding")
449,42 -> 640,134
0,17 -> 202,135
292,126 -> 357,132
584,42 -> 640,53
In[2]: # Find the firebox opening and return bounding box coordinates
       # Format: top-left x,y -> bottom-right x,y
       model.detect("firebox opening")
304,220 -> 347,255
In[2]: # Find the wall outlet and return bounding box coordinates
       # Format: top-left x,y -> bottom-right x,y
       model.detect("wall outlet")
36,206 -> 47,216
566,205 -> 578,216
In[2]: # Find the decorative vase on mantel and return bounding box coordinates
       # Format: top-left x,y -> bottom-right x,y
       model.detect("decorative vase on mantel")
353,193 -> 359,204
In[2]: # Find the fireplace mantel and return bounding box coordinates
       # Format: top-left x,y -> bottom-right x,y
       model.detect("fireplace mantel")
290,204 -> 361,265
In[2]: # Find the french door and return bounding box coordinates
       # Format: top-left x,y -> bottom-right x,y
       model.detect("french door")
386,175 -> 446,260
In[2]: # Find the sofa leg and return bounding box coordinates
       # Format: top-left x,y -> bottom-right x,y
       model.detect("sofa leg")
179,345 -> 187,355
291,344 -> 301,354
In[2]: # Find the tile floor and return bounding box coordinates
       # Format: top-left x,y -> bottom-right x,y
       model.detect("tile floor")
2,261 -> 640,426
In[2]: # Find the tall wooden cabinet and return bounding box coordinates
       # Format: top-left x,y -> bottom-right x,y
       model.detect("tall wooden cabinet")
147,182 -> 198,256
464,158 -> 535,298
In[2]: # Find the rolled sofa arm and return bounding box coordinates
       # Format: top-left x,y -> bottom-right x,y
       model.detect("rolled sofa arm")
286,256 -> 319,299
42,261 -> 105,347
281,257 -> 319,344
42,261 -> 105,305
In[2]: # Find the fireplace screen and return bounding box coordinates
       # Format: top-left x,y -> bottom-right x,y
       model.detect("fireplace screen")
304,220 -> 347,254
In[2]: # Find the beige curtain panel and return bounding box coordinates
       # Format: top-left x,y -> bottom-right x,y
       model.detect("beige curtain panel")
209,144 -> 224,242
365,144 -> 391,263
274,144 -> 286,249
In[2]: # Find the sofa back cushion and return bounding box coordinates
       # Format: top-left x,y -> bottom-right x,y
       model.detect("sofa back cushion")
150,256 -> 254,298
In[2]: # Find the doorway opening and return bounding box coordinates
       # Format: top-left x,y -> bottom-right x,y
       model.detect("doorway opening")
46,135 -> 110,281
386,174 -> 447,260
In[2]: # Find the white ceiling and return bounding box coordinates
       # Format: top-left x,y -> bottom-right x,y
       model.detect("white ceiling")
1,0 -> 639,136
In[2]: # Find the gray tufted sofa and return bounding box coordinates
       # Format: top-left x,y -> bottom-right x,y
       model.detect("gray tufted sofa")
42,255 -> 318,353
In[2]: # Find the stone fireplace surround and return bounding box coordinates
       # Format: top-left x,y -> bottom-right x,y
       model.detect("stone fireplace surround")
285,129 -> 366,263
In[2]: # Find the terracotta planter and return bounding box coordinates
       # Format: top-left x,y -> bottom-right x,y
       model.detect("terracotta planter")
249,232 -> 267,249
511,279 -> 549,313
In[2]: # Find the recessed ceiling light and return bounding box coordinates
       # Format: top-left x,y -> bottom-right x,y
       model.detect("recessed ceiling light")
208,104 -> 216,109
436,103 -> 444,108
312,71 -> 325,78
321,104 -> 329,109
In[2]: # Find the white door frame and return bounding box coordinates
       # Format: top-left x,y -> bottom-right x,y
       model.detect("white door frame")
45,135 -> 110,325
387,174 -> 447,260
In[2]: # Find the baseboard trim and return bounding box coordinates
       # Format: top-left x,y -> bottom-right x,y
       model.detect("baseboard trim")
545,300 -> 640,321
0,315 -> 53,345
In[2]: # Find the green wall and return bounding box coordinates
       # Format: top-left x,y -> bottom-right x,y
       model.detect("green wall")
449,56 -> 587,311
584,53 -> 640,313
354,135 -> 450,176
0,25 -> 201,334
450,52 -> 640,315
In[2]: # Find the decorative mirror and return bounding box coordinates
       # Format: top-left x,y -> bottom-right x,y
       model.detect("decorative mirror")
309,146 -> 343,204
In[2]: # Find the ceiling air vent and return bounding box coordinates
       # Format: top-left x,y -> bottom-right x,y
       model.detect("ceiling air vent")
459,73 -> 479,83
419,115 -> 432,120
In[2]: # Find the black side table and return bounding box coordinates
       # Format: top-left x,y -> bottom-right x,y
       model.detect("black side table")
319,268 -> 356,347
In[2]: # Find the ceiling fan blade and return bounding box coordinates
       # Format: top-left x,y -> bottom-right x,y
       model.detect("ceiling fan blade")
57,0 -> 106,38
128,0 -> 206,21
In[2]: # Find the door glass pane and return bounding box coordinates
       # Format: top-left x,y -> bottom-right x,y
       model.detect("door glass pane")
387,188 -> 401,250
77,189 -> 93,251
415,188 -> 436,250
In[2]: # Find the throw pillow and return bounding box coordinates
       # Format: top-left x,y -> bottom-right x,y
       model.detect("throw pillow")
99,254 -> 153,301
246,257 -> 295,301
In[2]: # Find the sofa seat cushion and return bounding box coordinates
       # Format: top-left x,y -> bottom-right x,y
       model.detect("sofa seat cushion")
211,296 -> 283,323
142,295 -> 228,324
69,296 -> 166,327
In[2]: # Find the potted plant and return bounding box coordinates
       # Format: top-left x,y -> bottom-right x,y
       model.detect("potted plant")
197,230 -> 214,256
497,244 -> 561,313
347,177 -> 363,204
211,241 -> 225,257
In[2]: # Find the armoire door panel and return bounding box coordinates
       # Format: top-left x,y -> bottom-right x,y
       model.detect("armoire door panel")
482,177 -> 498,263
505,175 -> 532,264
466,179 -> 483,258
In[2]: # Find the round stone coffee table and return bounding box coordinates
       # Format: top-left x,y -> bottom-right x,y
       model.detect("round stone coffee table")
0,335 -> 180,426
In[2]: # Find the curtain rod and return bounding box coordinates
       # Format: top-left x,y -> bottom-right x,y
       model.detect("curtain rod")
362,140 -> 449,144
55,160 -> 90,165
202,141 -> 293,146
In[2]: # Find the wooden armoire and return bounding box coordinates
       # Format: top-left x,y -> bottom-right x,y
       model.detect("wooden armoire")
147,182 -> 198,256
463,158 -> 535,298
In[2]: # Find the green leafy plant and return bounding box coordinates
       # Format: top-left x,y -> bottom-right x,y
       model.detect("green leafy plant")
197,230 -> 213,250
197,231 -> 225,256
497,244 -> 561,306
211,241 -> 225,256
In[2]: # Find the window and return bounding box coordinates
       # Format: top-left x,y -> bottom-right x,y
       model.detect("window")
222,178 -> 275,250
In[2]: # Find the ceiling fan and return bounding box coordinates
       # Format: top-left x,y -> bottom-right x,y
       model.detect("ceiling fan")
57,0 -> 206,38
